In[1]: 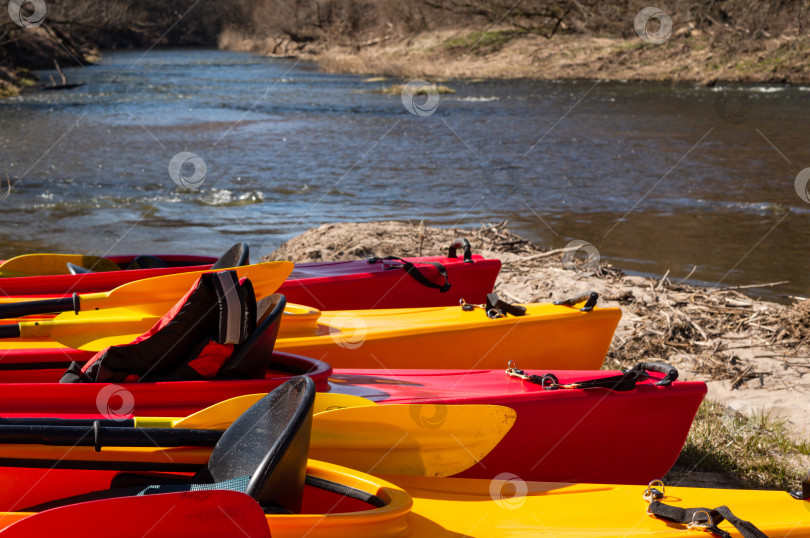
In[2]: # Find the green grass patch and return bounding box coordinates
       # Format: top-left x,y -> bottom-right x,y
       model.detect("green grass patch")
669,400 -> 810,490
442,30 -> 518,55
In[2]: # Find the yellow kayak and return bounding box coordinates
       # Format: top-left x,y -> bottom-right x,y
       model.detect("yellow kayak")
274,298 -> 622,370
272,463 -> 810,537
0,460 -> 805,537
0,297 -> 621,371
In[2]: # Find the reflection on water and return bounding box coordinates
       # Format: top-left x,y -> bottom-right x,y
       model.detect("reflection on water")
0,48 -> 808,301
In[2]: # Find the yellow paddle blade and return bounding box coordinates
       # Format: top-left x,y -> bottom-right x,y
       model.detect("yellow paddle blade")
7,404 -> 515,478
17,308 -> 162,351
77,261 -> 293,311
0,254 -> 120,277
139,392 -> 378,430
310,404 -> 516,477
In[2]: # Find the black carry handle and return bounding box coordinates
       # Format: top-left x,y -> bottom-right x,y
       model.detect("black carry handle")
790,472 -> 810,500
635,361 -> 679,386
368,256 -> 451,293
0,293 -> 80,320
554,291 -> 598,312
486,293 -> 527,317
447,238 -> 473,263
0,423 -> 222,450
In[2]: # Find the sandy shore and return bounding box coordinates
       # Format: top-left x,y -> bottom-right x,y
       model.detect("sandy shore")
264,221 -> 810,439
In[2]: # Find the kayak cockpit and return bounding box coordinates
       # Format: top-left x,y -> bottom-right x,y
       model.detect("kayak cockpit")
0,377 -> 414,537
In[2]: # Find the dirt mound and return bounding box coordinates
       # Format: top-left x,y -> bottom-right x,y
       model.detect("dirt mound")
263,220 -> 537,263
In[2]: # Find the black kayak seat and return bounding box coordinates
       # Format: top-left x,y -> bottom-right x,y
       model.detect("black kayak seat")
125,255 -> 168,270
23,376 -> 315,514
211,242 -> 250,270
218,293 -> 286,380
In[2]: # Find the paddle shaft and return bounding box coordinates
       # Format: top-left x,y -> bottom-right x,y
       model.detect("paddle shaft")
0,417 -> 135,427
0,325 -> 20,338
0,424 -> 221,448
0,294 -> 79,319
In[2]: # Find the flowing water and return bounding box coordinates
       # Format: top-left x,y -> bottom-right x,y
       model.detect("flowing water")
0,48 -> 808,300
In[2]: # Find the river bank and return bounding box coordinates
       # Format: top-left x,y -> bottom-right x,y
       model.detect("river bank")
264,220 -> 810,489
220,27 -> 810,85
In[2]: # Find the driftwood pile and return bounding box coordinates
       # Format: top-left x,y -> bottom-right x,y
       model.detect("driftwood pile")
265,219 -> 809,402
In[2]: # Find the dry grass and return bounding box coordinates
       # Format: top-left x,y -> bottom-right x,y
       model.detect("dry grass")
666,400 -> 810,490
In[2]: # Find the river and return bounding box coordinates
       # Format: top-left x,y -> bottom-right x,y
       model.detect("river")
0,48 -> 808,300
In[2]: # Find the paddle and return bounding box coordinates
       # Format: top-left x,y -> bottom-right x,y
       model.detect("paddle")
0,261 -> 294,321
0,392 -> 378,429
0,395 -> 516,477
0,254 -> 120,278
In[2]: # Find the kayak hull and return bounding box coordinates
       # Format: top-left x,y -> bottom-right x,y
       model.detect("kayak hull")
0,357 -> 704,484
0,254 -> 501,309
0,462 -> 805,537
0,301 -> 621,371
275,302 -> 622,370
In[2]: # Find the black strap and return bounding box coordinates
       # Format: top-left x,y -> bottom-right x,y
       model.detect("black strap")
790,473 -> 810,500
485,293 -> 526,318
647,500 -> 768,538
367,256 -> 451,293
508,361 -> 678,391
554,291 -> 598,312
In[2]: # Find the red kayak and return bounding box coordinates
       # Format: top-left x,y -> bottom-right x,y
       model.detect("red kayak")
0,354 -> 705,485
0,239 -> 501,310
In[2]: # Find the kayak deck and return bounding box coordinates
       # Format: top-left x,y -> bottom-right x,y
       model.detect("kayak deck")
0,463 -> 805,537
275,301 -> 622,370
